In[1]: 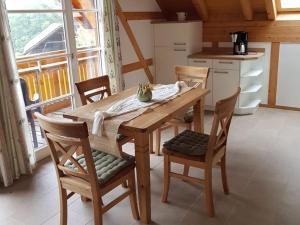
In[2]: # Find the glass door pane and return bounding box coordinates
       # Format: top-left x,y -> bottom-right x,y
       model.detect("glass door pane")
5,0 -> 62,10
18,55 -> 72,149
72,0 -> 96,10
5,0 -> 105,150
73,10 -> 103,80
7,4 -> 73,149
77,50 -> 102,80
8,13 -> 66,55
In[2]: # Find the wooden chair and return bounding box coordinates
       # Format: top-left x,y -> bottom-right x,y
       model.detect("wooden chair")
75,76 -> 132,152
20,78 -> 43,148
35,112 -> 139,225
161,88 -> 240,217
155,66 -> 209,155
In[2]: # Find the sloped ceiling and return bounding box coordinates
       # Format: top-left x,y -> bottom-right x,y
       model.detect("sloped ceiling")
155,0 -> 271,21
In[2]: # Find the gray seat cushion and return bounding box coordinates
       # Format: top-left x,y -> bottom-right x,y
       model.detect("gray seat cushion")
117,134 -> 125,140
183,107 -> 194,123
163,130 -> 209,157
65,149 -> 135,184
174,107 -> 194,123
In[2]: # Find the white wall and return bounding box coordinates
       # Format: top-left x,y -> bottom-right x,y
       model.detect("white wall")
277,43 -> 300,108
118,0 -> 160,89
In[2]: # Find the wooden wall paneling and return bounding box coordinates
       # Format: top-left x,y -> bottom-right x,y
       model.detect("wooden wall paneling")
265,0 -> 277,20
116,1 -> 154,83
205,0 -> 241,14
123,12 -> 165,20
240,0 -> 253,20
268,42 -> 280,106
122,59 -> 153,74
252,0 -> 268,13
203,21 -> 300,42
192,0 -> 209,21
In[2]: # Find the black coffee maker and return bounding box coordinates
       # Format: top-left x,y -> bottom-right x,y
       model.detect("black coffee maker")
230,31 -> 248,55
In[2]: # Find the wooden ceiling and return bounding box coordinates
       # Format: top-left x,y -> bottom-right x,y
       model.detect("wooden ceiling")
155,0 -> 277,21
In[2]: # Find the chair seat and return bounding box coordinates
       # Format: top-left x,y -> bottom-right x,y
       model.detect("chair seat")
163,130 -> 209,158
174,107 -> 194,123
117,134 -> 125,140
65,149 -> 135,185
183,107 -> 194,123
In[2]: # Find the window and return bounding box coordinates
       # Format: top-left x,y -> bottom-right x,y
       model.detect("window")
5,0 -> 105,152
276,0 -> 300,12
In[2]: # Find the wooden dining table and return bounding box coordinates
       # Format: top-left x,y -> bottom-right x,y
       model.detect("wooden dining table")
64,86 -> 209,224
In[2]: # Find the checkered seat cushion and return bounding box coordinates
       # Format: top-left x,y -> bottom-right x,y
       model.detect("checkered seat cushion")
65,149 -> 135,184
174,107 -> 194,123
117,134 -> 125,140
163,130 -> 209,157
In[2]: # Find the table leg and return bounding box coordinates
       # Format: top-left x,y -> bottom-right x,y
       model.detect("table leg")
134,131 -> 151,224
149,132 -> 154,154
193,98 -> 204,133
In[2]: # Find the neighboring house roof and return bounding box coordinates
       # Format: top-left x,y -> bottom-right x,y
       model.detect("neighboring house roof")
23,23 -> 63,55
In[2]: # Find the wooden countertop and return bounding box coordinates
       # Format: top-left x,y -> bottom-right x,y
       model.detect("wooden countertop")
188,51 -> 264,60
151,20 -> 202,24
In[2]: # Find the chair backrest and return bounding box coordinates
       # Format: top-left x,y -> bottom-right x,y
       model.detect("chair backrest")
35,112 -> 99,189
206,88 -> 241,162
20,78 -> 31,106
175,66 -> 209,89
75,75 -> 112,105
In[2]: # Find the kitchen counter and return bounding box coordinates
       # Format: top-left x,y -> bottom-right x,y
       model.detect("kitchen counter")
188,47 -> 265,115
188,49 -> 265,61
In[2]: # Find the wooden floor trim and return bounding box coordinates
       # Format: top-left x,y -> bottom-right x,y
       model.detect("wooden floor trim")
260,104 -> 300,112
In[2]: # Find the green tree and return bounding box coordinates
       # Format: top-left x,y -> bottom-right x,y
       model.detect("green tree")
8,13 -> 61,55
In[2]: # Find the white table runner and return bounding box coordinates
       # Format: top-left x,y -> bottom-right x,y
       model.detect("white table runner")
82,82 -> 193,157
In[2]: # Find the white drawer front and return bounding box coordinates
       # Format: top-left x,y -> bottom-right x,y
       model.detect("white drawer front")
213,59 -> 239,70
188,58 -> 212,68
154,23 -> 189,47
212,69 -> 240,106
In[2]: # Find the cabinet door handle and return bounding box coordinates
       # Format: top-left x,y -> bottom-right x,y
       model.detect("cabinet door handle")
214,71 -> 229,74
218,61 -> 233,64
193,60 -> 207,63
174,49 -> 186,52
174,42 -> 186,46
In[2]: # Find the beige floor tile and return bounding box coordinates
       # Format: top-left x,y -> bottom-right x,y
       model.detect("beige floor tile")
2,108 -> 300,225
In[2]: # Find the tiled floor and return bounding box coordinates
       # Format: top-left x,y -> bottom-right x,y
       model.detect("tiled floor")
1,108 -> 300,225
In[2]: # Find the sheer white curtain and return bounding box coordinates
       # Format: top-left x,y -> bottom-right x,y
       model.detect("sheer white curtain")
0,0 -> 35,187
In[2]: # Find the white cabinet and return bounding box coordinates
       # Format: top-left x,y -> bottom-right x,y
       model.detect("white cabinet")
213,69 -> 239,106
154,22 -> 203,84
213,59 -> 240,71
189,59 -> 213,106
188,56 -> 264,114
155,47 -> 188,84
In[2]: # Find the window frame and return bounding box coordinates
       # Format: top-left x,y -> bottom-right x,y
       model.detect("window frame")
5,0 -> 105,155
276,0 -> 300,12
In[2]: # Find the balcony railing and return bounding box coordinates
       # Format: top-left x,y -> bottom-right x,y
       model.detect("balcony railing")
17,49 -> 101,113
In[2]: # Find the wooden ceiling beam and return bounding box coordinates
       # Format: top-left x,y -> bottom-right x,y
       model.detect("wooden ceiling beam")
192,0 -> 209,21
116,1 -> 154,83
122,59 -> 153,74
265,0 -> 277,20
240,0 -> 253,20
155,0 -> 169,19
